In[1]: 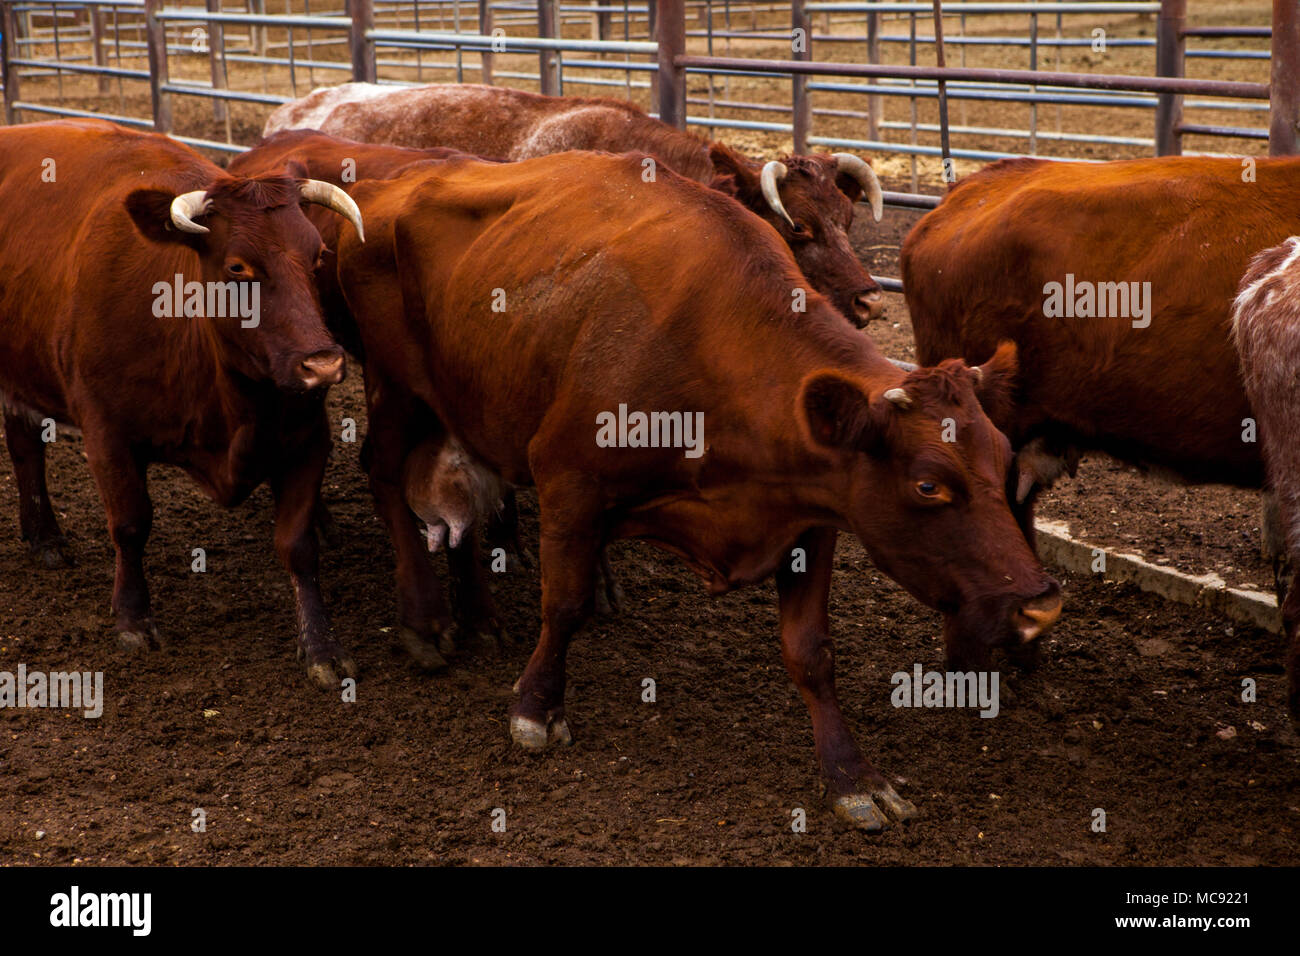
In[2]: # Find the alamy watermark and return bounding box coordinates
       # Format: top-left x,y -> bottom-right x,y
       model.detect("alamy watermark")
0,664 -> 103,718
1042,274 -> 1151,329
596,404 -> 705,459
152,273 -> 260,328
891,664 -> 1000,718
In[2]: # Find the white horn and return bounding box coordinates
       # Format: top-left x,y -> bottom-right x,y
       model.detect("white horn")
759,160 -> 794,229
299,179 -> 366,243
170,190 -> 212,234
883,387 -> 913,409
832,153 -> 883,223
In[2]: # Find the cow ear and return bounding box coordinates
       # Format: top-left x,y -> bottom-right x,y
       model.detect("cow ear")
798,371 -> 882,454
125,188 -> 204,247
833,167 -> 866,204
971,340 -> 1018,429
708,143 -> 761,203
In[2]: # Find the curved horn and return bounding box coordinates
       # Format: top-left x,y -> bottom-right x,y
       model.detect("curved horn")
888,357 -> 918,373
759,160 -> 794,229
883,387 -> 913,409
832,153 -> 883,223
170,190 -> 212,234
970,365 -> 984,385
299,180 -> 366,243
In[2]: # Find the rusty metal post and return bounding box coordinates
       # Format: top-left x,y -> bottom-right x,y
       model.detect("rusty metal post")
1155,0 -> 1186,156
866,6 -> 880,141
792,0 -> 810,152
206,0 -> 228,123
538,0 -> 557,95
478,0 -> 494,84
350,0 -> 376,83
933,0 -> 952,180
657,0 -> 686,129
91,7 -> 109,94
144,0 -> 172,132
1271,0 -> 1300,155
1,1 -> 18,124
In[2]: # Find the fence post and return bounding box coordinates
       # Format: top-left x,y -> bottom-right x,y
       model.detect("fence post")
866,6 -> 880,141
91,7 -> 109,94
656,0 -> 685,129
1270,0 -> 1300,155
1,1 -> 18,124
1154,0 -> 1186,156
537,0 -> 557,95
350,0 -> 376,83
792,0 -> 810,153
478,0 -> 494,84
206,0 -> 228,122
144,0 -> 172,133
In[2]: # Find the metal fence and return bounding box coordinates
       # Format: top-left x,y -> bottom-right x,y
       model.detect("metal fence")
0,0 -> 1286,280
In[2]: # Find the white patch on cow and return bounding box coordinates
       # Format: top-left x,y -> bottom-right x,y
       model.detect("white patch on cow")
1232,236 -> 1300,555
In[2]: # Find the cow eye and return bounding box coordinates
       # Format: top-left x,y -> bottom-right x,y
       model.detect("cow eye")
226,261 -> 249,278
916,480 -> 944,499
790,221 -> 811,237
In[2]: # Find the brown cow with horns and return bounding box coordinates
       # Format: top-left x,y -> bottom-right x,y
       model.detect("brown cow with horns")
264,82 -> 888,326
0,119 -> 365,687
310,147 -> 1061,830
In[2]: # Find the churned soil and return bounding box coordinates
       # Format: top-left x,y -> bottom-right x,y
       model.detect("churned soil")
0,368 -> 1296,867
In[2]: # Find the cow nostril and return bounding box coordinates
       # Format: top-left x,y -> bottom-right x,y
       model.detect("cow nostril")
854,290 -> 886,321
300,351 -> 345,387
1015,583 -> 1063,642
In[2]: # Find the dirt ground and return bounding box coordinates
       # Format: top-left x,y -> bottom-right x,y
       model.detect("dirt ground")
1,2 -> 1297,866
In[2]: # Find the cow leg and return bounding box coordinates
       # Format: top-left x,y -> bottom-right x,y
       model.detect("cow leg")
508,476 -> 601,750
2,409 -> 73,568
313,499 -> 342,550
447,524 -> 507,651
363,386 -> 452,670
271,421 -> 356,690
485,488 -> 534,570
776,527 -> 916,832
1262,491 -> 1292,604
81,432 -> 160,651
1284,570 -> 1300,719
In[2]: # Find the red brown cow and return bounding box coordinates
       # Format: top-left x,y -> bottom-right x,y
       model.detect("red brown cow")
901,156 -> 1297,547
330,151 -> 1061,829
1232,237 -> 1300,718
0,119 -> 365,687
264,82 -> 888,326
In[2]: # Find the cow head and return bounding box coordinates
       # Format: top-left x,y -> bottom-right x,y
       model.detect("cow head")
124,170 -> 365,393
711,144 -> 885,327
798,342 -> 1062,669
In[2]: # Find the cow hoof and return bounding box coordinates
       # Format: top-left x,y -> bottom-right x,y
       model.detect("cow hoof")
117,624 -> 163,653
832,794 -> 890,832
833,785 -> 916,833
510,714 -> 549,750
510,714 -> 572,750
30,540 -> 74,570
399,626 -> 449,672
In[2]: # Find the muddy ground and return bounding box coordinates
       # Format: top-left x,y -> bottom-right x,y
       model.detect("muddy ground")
1,2 -> 1296,866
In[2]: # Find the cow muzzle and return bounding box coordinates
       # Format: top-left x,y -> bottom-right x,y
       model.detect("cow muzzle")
298,350 -> 345,390
854,289 -> 886,324
1012,581 -> 1063,643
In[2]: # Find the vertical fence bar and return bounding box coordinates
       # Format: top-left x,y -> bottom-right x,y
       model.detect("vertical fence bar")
932,0 -> 951,178
144,0 -> 171,132
538,0 -> 557,95
1155,0 -> 1186,156
350,0 -> 375,82
792,0 -> 809,152
207,0 -> 228,123
1,1 -> 17,125
656,0 -> 685,128
1270,0 -> 1300,155
478,0 -> 493,84
91,6 -> 109,93
866,4 -> 879,141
